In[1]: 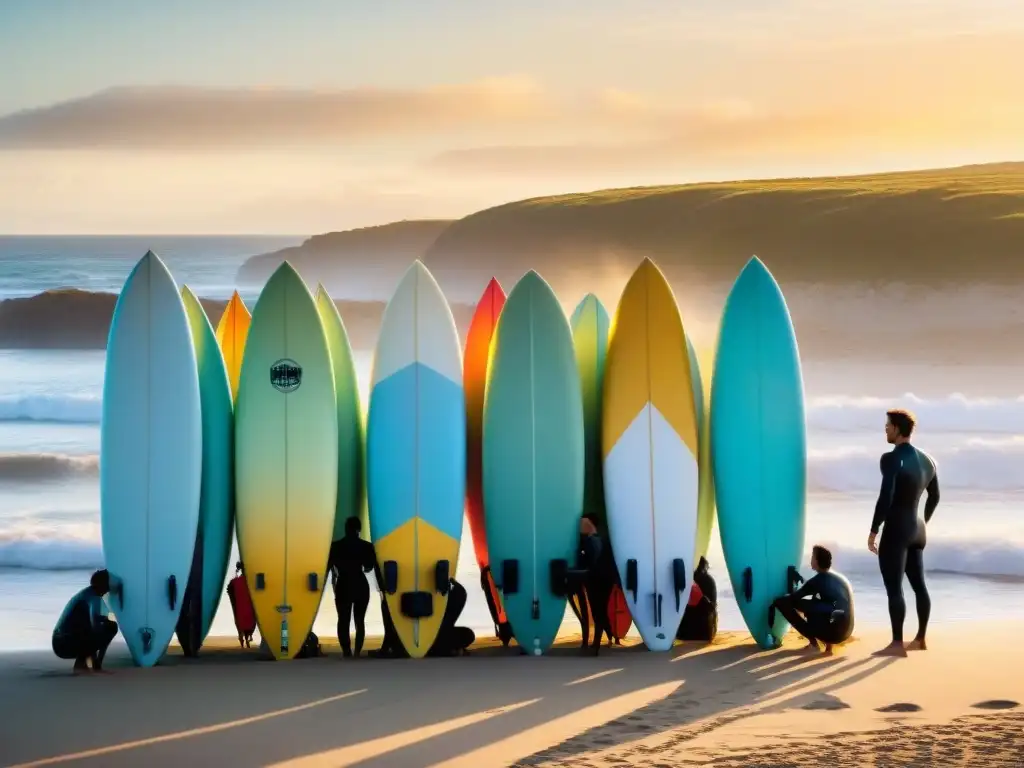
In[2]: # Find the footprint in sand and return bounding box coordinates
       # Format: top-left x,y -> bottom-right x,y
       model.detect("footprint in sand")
801,694 -> 851,711
971,700 -> 1020,710
875,702 -> 923,713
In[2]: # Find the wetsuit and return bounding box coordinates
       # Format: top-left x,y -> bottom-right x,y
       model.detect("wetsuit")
569,533 -> 605,649
52,587 -> 118,670
770,570 -> 854,645
872,442 -> 940,644
328,534 -> 376,657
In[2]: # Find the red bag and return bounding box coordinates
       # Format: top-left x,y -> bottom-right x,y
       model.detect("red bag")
228,575 -> 256,635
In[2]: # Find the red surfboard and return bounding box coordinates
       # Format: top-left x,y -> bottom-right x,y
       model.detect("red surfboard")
463,278 -> 508,627
227,575 -> 256,635
607,584 -> 632,640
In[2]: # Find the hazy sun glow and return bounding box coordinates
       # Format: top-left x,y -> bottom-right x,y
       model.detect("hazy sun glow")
1,0 -> 1022,234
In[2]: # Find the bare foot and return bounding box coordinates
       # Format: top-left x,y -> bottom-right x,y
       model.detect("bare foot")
823,644 -> 835,656
72,666 -> 91,676
906,638 -> 927,651
800,640 -> 821,654
872,642 -> 908,658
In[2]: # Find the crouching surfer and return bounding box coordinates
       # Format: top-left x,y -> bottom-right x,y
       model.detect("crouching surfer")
677,556 -> 718,642
428,577 -> 476,656
769,545 -> 854,655
52,569 -> 118,675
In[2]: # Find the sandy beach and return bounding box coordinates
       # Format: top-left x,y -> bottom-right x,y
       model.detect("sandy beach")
0,622 -> 1020,768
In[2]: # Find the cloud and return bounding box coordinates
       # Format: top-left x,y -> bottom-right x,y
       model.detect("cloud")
0,78 -> 548,150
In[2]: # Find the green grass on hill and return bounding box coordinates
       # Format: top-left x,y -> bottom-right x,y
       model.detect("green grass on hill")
424,161 -> 1024,284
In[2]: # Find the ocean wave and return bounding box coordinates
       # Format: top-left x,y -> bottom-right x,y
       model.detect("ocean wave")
807,393 -> 1024,434
808,437 -> 1024,492
0,520 -> 103,571
0,452 -> 98,482
0,394 -> 101,424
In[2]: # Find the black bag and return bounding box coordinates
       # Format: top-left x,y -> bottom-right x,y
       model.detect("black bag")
295,631 -> 322,658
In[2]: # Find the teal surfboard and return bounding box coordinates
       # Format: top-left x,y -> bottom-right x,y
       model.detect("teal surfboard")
710,256 -> 807,649
175,285 -> 235,656
484,271 -> 584,655
569,294 -> 610,529
100,251 -> 202,667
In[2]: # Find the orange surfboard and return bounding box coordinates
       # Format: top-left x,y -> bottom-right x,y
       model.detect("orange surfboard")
463,278 -> 508,626
607,584 -> 633,640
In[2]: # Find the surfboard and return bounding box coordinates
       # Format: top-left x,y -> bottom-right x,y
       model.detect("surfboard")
100,251 -> 201,667
175,285 -> 235,656
710,256 -> 807,649
607,585 -> 632,641
315,285 -> 367,542
463,278 -> 509,633
602,258 -> 700,652
570,294 -> 610,530
484,270 -> 584,656
686,335 -> 717,563
215,291 -> 250,403
234,262 -> 337,660
367,260 -> 465,659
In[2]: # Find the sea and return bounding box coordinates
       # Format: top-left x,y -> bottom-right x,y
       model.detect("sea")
0,235 -> 1021,653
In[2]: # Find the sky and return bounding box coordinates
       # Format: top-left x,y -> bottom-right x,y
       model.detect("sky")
1,0 -> 1023,234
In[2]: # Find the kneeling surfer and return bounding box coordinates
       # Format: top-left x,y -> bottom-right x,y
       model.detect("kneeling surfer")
769,545 -> 854,655
677,556 -> 718,642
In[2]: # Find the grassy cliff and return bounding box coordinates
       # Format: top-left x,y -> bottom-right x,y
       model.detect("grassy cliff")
422,162 -> 1024,287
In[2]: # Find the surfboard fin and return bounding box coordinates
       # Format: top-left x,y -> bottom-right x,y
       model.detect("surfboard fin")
501,560 -> 519,595
307,573 -> 319,592
531,598 -> 540,620
255,573 -> 266,591
382,561 -> 399,595
672,558 -> 687,611
742,567 -> 753,603
435,560 -> 451,594
625,559 -> 638,603
140,627 -> 153,655
651,592 -> 664,627
167,575 -> 178,612
549,559 -> 568,597
787,566 -> 804,593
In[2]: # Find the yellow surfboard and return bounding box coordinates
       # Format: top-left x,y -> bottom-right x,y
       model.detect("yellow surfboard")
602,258 -> 700,651
215,291 -> 251,403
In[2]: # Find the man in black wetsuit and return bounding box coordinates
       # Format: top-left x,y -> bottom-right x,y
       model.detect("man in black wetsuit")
327,516 -> 377,658
769,545 -> 854,655
52,569 -> 118,674
869,408 -> 940,658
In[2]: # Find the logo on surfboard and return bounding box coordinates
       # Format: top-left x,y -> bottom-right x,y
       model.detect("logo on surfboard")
270,359 -> 302,393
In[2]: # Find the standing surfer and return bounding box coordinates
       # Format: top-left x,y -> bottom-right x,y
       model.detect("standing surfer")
327,516 -> 377,658
869,408 -> 940,658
